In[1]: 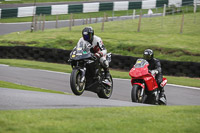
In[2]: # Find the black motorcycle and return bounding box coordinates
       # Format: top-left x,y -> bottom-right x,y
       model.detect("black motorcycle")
68,41 -> 113,99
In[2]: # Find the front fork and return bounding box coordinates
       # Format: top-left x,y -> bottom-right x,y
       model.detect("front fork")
72,61 -> 87,83
133,83 -> 145,102
79,67 -> 86,83
140,87 -> 145,98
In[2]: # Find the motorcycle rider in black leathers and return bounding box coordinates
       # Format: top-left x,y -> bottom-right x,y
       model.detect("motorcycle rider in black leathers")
79,26 -> 111,84
143,49 -> 166,104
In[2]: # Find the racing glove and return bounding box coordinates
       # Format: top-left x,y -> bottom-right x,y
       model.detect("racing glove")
150,70 -> 158,75
94,52 -> 103,58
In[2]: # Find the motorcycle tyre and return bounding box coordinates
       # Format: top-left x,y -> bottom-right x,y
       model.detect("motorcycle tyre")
70,69 -> 85,96
131,84 -> 146,103
97,75 -> 113,99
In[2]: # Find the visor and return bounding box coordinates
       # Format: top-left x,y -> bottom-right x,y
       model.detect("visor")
143,54 -> 151,60
83,34 -> 90,41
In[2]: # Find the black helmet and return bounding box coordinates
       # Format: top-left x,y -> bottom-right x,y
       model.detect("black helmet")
82,27 -> 94,42
143,49 -> 154,61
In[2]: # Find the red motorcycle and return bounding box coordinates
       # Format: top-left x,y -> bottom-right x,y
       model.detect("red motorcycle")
129,59 -> 167,105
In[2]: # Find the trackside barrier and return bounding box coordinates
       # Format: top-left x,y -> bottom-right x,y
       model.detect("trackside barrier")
51,4 -> 68,15
0,46 -> 199,77
142,0 -> 157,9
18,6 -> 35,17
0,0 -> 199,19
83,2 -> 99,13
113,1 -> 129,11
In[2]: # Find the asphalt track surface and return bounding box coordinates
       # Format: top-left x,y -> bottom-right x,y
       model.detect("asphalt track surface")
0,87 -> 150,110
0,17 -> 111,35
0,65 -> 200,110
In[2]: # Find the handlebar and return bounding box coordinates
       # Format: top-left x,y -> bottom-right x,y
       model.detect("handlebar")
148,70 -> 158,78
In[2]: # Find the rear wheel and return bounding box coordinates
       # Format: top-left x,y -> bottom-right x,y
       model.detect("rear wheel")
131,85 -> 145,103
97,75 -> 113,99
70,69 -> 85,96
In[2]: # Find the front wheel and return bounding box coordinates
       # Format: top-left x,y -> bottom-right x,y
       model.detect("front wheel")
70,69 -> 85,96
131,85 -> 146,103
97,75 -> 113,99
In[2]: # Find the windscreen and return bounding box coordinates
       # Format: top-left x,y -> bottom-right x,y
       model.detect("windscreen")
76,41 -> 91,53
134,59 -> 149,68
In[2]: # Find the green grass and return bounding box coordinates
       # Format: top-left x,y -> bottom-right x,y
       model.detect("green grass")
0,106 -> 200,133
0,59 -> 199,88
0,12 -> 200,62
0,59 -> 72,73
0,80 -> 68,94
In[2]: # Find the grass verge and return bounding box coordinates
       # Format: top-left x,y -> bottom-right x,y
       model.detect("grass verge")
0,13 -> 200,62
0,106 -> 200,133
0,80 -> 68,94
0,59 -> 199,88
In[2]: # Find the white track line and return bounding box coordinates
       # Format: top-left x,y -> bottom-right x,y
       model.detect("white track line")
1,64 -> 200,90
39,69 -> 200,91
166,84 -> 200,90
0,64 -> 9,67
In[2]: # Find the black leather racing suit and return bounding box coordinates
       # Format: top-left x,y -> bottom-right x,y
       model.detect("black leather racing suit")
147,58 -> 163,89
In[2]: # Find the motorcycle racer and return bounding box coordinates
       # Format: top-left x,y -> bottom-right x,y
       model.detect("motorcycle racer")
78,26 -> 111,84
143,49 -> 166,103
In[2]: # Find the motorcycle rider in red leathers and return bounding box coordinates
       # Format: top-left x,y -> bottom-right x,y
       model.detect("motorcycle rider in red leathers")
78,27 -> 111,84
143,49 -> 166,104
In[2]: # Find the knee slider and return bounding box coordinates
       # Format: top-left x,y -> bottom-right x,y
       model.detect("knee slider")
100,60 -> 109,68
103,60 -> 109,68
100,57 -> 109,68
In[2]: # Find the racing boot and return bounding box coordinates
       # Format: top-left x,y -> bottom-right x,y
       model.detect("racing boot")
159,87 -> 167,105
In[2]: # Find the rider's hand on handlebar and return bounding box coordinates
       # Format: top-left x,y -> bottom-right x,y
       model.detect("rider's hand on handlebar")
94,53 -> 101,58
94,52 -> 103,58
150,70 -> 158,75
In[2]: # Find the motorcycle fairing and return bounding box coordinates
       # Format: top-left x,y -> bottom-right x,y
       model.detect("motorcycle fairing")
131,75 -> 158,91
70,41 -> 92,61
70,48 -> 92,61
71,53 -> 91,60
129,59 -> 158,91
132,82 -> 145,89
129,64 -> 149,78
143,75 -> 158,91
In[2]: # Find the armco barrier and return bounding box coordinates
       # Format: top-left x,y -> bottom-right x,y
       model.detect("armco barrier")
0,46 -> 199,77
0,0 -> 198,19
